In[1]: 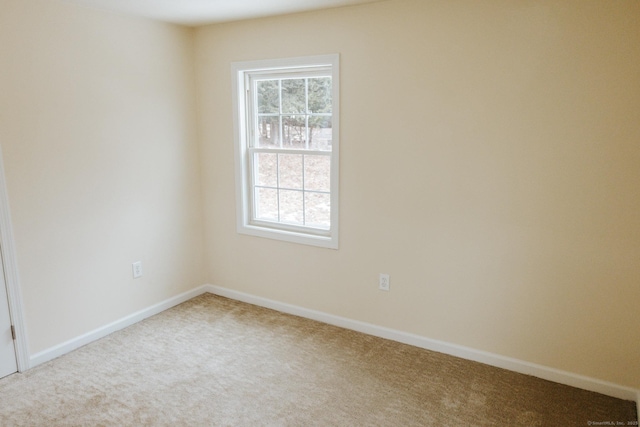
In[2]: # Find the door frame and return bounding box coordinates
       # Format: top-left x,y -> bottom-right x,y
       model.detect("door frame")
0,145 -> 28,372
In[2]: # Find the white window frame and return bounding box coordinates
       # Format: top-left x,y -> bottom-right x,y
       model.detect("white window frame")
232,54 -> 339,249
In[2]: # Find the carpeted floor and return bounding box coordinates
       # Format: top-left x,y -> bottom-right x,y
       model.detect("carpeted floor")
0,293 -> 636,426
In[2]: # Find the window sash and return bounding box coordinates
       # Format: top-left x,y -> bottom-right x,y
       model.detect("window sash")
247,147 -> 331,234
247,70 -> 333,151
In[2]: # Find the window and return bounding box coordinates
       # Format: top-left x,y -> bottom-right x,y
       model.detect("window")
232,55 -> 339,249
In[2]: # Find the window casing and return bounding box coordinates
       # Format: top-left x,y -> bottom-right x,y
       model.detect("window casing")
232,55 -> 339,248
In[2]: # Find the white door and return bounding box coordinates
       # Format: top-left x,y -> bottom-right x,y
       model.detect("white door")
0,257 -> 17,378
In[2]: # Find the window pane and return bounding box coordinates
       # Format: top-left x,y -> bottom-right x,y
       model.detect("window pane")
255,187 -> 278,221
255,153 -> 277,187
257,116 -> 280,148
304,155 -> 330,192
282,79 -> 306,114
282,116 -> 307,149
309,116 -> 332,151
308,77 -> 331,113
278,154 -> 302,190
279,190 -> 303,224
305,192 -> 330,229
257,80 -> 279,114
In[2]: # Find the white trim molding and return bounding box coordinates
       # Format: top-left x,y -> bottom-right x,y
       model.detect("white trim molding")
206,284 -> 640,404
0,145 -> 29,372
24,282 -> 640,418
29,285 -> 211,368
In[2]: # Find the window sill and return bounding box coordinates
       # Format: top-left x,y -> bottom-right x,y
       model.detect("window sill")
237,223 -> 338,249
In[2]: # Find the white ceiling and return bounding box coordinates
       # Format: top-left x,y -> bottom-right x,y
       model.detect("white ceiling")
63,0 -> 385,26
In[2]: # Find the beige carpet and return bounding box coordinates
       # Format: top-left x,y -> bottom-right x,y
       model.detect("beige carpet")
0,293 -> 636,426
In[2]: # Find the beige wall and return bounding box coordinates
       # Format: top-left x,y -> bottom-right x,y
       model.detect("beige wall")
0,0 -> 204,354
0,0 -> 637,391
196,0 -> 640,388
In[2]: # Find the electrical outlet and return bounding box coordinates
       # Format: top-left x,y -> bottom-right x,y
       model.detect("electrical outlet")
379,273 -> 390,291
132,261 -> 143,279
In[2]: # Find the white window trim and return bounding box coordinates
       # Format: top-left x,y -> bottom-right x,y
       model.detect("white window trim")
231,54 -> 339,249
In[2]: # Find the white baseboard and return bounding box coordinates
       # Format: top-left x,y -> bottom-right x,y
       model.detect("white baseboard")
206,284 -> 640,405
29,285 -> 211,368
25,282 -> 640,417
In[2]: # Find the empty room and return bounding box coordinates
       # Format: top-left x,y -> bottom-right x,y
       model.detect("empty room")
0,0 -> 638,424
